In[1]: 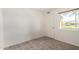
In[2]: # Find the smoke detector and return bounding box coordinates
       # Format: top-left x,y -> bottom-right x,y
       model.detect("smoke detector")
47,11 -> 50,14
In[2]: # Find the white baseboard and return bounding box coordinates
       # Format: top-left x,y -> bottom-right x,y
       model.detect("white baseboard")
46,35 -> 79,47
3,35 -> 44,49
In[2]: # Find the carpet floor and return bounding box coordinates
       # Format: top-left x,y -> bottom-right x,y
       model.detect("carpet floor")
4,36 -> 79,50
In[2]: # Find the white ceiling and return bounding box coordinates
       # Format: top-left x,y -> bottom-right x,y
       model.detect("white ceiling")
35,8 -> 49,11
33,8 -> 56,12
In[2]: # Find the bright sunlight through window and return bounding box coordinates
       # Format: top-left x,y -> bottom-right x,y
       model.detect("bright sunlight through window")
60,9 -> 79,30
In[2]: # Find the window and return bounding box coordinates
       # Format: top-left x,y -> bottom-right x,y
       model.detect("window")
60,9 -> 79,30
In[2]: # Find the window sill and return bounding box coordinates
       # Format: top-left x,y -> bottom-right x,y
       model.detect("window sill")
60,29 -> 79,31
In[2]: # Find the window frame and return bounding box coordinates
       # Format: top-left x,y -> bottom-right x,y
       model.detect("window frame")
59,9 -> 79,30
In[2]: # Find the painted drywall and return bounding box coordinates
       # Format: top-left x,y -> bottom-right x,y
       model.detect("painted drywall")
1,8 -> 79,49
3,8 -> 44,48
44,8 -> 79,46
0,9 -> 4,49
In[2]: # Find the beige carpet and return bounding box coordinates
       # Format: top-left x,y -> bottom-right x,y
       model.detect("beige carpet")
4,36 -> 79,50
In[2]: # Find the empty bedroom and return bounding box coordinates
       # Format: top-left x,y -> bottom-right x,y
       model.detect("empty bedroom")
0,8 -> 79,50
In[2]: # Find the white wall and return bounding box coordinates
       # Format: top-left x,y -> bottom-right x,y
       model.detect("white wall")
1,8 -> 79,49
44,8 -> 79,47
3,8 -> 44,48
0,9 -> 4,49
